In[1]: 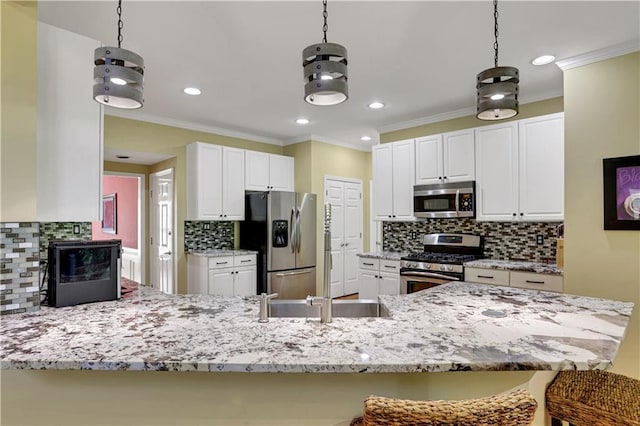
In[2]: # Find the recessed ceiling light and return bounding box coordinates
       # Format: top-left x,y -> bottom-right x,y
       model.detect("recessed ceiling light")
368,102 -> 385,109
110,77 -> 127,86
295,118 -> 309,125
184,87 -> 201,96
361,136 -> 372,141
531,55 -> 556,66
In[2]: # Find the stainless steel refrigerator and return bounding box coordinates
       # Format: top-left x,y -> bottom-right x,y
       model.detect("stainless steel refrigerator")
239,191 -> 316,299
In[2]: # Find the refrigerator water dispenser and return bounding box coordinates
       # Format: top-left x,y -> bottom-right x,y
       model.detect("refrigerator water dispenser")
272,220 -> 288,248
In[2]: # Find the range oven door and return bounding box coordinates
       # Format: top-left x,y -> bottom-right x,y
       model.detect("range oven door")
400,270 -> 462,294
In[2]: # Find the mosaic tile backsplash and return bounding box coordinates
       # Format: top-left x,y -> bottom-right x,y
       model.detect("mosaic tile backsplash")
1,222 -> 41,315
39,222 -> 92,262
383,219 -> 563,264
184,221 -> 234,252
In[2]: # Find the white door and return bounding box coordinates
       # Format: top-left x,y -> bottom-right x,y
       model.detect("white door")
245,151 -> 270,190
372,144 -> 394,220
269,155 -> 294,191
222,147 -> 245,220
150,169 -> 175,294
391,140 -> 416,220
475,123 -> 519,221
325,177 -> 363,298
415,135 -> 443,185
208,268 -> 235,296
518,113 -> 564,221
443,129 -> 475,183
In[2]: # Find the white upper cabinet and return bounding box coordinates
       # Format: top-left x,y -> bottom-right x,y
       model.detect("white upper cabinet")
415,130 -> 474,185
372,139 -> 415,221
37,23 -> 103,221
475,113 -> 564,221
518,113 -> 564,221
245,151 -> 294,191
475,122 -> 519,221
187,142 -> 245,221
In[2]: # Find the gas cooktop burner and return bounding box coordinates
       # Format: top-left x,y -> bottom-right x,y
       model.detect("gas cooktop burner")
402,252 -> 482,264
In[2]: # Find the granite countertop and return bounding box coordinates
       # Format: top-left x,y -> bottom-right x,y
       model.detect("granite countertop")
187,249 -> 258,257
357,252 -> 406,261
1,281 -> 632,373
464,259 -> 563,276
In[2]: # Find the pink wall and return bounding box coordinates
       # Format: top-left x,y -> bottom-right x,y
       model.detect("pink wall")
92,175 -> 139,249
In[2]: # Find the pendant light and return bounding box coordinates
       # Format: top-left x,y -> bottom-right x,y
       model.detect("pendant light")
476,0 -> 518,120
302,0 -> 348,106
93,0 -> 144,109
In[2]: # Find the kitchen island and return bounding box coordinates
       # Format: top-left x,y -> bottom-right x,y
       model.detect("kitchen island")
0,282 -> 633,425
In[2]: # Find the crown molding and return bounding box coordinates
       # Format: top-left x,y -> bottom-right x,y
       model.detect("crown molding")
377,88 -> 563,135
104,109 -> 284,146
556,40 -> 640,71
283,133 -> 372,152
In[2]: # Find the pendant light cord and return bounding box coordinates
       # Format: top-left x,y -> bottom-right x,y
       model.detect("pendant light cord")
322,0 -> 328,43
493,0 -> 499,67
117,0 -> 123,48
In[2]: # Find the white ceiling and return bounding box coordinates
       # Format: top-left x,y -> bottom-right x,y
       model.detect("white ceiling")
39,1 -> 639,151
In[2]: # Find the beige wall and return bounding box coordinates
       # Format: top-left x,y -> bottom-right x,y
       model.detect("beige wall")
381,97 -> 564,143
0,1 -> 37,221
284,140 -> 372,294
563,52 -> 640,379
104,116 -> 284,293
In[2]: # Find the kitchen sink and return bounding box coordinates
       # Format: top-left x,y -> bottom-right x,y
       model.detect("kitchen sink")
268,299 -> 390,318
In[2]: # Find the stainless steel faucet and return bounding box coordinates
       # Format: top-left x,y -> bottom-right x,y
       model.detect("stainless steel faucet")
306,203 -> 333,323
258,292 -> 278,323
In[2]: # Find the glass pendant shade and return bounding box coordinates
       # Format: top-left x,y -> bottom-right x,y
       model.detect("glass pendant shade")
93,46 -> 144,109
476,66 -> 519,120
303,42 -> 348,106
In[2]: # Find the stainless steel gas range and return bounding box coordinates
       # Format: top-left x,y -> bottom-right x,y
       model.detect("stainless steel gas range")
400,233 -> 484,294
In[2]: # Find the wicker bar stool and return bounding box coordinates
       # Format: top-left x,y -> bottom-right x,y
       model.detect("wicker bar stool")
350,388 -> 537,426
546,370 -> 640,426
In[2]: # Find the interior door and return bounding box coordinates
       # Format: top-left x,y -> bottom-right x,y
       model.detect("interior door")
324,177 -> 363,298
325,180 -> 345,297
150,169 -> 175,294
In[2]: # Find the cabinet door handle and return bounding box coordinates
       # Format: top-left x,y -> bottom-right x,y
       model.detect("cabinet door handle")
384,265 -> 397,269
478,275 -> 494,279
240,259 -> 252,263
216,261 -> 229,265
520,213 -> 524,216
512,213 -> 516,217
525,280 -> 545,284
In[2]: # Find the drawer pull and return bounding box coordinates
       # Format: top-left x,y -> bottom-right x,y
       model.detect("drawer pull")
384,265 -> 397,269
525,280 -> 545,284
363,262 -> 375,266
478,275 -> 494,279
216,261 -> 229,265
240,259 -> 252,263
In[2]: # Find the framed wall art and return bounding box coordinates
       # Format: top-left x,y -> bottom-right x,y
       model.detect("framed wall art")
101,193 -> 117,234
603,155 -> 640,230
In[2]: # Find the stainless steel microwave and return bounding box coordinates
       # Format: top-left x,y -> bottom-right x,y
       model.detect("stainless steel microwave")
413,181 -> 476,219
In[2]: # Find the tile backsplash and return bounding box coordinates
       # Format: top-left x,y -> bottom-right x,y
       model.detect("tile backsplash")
383,219 -> 562,263
39,222 -> 92,261
184,221 -> 234,252
1,222 -> 41,315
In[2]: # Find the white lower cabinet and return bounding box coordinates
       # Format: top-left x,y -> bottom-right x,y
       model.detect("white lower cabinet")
465,267 -> 563,292
121,248 -> 141,283
188,254 -> 257,296
358,258 -> 400,299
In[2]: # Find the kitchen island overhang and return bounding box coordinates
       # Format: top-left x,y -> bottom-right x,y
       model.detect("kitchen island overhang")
0,282 -> 633,374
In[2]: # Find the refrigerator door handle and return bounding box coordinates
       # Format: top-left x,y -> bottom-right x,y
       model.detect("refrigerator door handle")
296,208 -> 302,253
290,208 -> 297,253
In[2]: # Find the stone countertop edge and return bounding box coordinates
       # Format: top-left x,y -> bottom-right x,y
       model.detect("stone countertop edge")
464,259 -> 563,276
357,252 -> 406,261
1,282 -> 632,373
187,249 -> 258,257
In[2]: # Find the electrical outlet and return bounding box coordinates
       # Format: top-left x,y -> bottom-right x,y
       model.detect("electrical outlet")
385,224 -> 392,231
536,235 -> 544,245
72,224 -> 80,234
202,223 -> 210,231
411,232 -> 417,240
222,230 -> 227,236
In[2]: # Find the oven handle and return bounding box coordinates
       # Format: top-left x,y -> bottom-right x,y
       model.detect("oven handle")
400,271 -> 461,281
